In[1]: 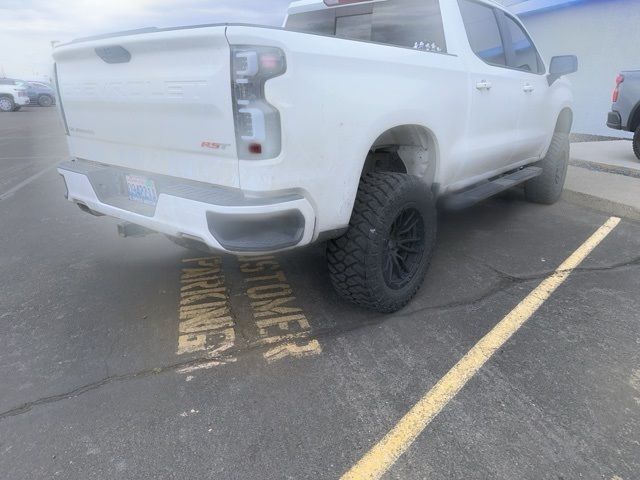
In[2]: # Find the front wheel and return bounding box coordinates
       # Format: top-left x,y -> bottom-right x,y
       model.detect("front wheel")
327,172 -> 437,313
525,132 -> 569,205
0,96 -> 15,112
633,126 -> 640,161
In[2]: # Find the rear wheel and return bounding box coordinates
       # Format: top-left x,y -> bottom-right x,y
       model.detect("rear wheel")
0,96 -> 14,112
38,95 -> 53,107
525,132 -> 569,204
327,172 -> 436,313
633,126 -> 640,161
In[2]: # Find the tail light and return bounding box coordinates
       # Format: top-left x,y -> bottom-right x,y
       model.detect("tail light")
17,90 -> 28,97
231,46 -> 286,160
612,73 -> 624,103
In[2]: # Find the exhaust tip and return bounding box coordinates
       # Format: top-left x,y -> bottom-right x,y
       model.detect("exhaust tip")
76,202 -> 104,217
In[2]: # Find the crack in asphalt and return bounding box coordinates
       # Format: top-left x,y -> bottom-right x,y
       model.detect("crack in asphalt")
0,355 -> 239,421
470,254 -> 640,284
1,256 -> 638,422
394,257 -> 638,321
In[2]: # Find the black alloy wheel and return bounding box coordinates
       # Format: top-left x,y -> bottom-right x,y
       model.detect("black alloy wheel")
382,207 -> 426,290
327,172 -> 437,313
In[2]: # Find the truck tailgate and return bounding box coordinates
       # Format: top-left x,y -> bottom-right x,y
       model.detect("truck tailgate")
53,26 -> 239,188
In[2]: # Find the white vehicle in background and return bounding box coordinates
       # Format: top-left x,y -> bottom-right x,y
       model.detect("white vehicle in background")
53,0 -> 577,312
0,82 -> 30,112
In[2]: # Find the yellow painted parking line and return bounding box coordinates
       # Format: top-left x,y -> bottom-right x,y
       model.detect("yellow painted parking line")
342,216 -> 621,480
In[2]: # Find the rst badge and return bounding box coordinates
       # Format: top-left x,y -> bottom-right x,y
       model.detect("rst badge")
201,141 -> 231,150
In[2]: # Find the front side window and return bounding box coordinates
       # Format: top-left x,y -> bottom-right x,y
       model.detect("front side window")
286,0 -> 447,53
458,0 -> 506,66
503,14 -> 544,73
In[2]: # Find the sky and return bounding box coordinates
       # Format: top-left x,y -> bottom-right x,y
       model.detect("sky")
0,0 -> 292,80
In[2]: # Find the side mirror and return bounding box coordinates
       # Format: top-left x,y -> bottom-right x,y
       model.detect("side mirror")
548,55 -> 578,85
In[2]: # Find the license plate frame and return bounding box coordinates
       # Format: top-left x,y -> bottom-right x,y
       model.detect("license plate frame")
125,174 -> 158,206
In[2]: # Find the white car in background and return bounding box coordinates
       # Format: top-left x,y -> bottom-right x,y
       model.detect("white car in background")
53,0 -> 577,312
0,82 -> 30,112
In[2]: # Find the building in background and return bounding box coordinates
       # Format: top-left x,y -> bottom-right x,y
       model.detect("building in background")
499,0 -> 640,138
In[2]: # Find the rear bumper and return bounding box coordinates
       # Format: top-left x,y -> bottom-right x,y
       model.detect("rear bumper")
58,159 -> 315,254
607,110 -> 623,130
16,96 -> 30,106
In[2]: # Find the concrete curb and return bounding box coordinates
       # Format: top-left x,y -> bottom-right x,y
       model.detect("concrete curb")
562,188 -> 640,222
570,159 -> 640,179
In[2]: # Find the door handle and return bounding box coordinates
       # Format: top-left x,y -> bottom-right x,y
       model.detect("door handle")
476,80 -> 492,91
523,84 -> 535,93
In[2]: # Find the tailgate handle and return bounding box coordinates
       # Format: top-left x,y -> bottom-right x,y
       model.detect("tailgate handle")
95,45 -> 131,64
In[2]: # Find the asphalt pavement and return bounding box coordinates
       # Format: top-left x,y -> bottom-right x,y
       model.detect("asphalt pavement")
1,108 -> 639,479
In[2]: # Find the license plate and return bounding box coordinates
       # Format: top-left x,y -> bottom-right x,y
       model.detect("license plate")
125,174 -> 158,205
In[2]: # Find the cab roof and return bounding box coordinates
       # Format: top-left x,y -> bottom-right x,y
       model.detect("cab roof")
287,0 -> 506,15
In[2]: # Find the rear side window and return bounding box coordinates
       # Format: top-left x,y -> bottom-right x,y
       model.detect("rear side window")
336,13 -> 372,41
457,0 -> 506,66
503,14 -> 544,73
371,0 -> 446,51
285,9 -> 335,36
286,0 -> 447,53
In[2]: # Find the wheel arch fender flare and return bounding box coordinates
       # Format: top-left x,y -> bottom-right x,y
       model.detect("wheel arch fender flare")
628,100 -> 640,132
336,123 -> 441,227
359,123 -> 441,185
555,106 -> 573,134
540,106 -> 572,158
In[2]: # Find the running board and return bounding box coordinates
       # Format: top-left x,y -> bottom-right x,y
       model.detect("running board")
443,166 -> 543,210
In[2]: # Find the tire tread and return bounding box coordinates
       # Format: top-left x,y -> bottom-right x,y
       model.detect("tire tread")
327,172 -> 435,313
525,132 -> 569,204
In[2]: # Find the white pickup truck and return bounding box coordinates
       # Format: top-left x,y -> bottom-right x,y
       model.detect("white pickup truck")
53,0 -> 577,312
